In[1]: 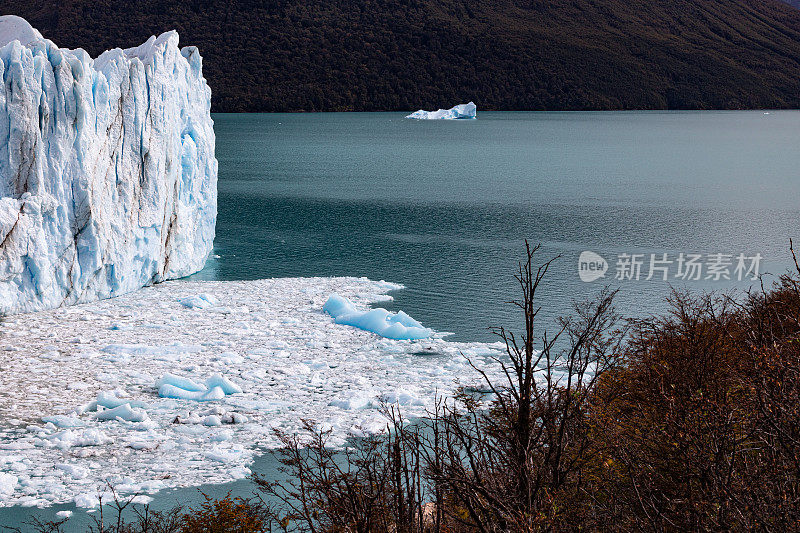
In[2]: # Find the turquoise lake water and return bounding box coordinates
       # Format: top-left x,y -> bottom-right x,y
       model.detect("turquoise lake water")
5,110 -> 800,529
197,110 -> 800,341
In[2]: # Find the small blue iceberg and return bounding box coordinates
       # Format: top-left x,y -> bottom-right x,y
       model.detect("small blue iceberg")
156,373 -> 243,401
405,102 -> 476,120
323,294 -> 433,340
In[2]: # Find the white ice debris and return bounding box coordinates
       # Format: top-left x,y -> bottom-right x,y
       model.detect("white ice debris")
55,463 -> 89,480
93,391 -> 148,411
405,102 -> 476,120
173,406 -> 247,426
0,473 -> 17,495
323,294 -> 433,340
0,277 -> 506,508
44,428 -> 112,449
0,16 -> 217,314
73,493 -> 100,509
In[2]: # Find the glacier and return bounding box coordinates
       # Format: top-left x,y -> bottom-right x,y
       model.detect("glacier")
405,102 -> 476,120
0,16 -> 217,314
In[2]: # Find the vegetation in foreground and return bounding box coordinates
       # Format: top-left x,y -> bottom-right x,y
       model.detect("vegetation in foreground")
14,242 -> 800,532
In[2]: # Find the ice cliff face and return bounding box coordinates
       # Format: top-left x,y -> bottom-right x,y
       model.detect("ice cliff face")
0,16 -> 217,314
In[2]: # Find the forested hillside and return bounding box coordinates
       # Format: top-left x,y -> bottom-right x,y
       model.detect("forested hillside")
8,0 -> 800,111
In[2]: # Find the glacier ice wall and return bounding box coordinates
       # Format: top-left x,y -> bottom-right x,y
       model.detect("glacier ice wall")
0,16 -> 217,314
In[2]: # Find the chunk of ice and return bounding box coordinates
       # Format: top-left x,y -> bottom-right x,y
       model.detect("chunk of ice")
405,102 -> 476,120
177,294 -> 220,309
56,463 -> 89,480
200,386 -> 226,402
41,415 -> 84,428
46,429 -> 112,448
0,473 -> 17,495
205,374 -> 243,395
203,415 -> 222,427
158,374 -> 242,401
329,393 -> 372,410
94,404 -> 149,423
89,391 -> 148,411
323,294 -> 432,340
158,384 -> 205,401
156,374 -> 206,392
74,493 -> 100,509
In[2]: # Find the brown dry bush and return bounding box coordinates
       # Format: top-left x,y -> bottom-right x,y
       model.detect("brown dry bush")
258,243 -> 626,533
585,266 -> 800,531
259,243 -> 800,533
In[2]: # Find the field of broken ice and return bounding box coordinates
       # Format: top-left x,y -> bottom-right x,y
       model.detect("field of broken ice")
0,277 -> 504,509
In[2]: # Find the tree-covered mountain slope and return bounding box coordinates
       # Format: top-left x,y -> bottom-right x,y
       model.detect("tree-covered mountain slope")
8,0 -> 800,111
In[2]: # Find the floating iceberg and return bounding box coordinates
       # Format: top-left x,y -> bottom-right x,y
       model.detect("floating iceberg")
156,373 -> 205,393
0,16 -> 217,314
323,293 -> 433,340
405,102 -> 476,120
157,373 -> 243,401
94,403 -> 149,423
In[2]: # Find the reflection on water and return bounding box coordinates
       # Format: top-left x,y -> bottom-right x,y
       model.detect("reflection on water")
194,110 -> 800,341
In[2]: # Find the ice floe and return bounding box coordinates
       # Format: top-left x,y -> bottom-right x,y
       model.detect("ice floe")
323,293 -> 433,340
94,404 -> 149,423
157,373 -> 242,401
405,102 -> 477,120
0,277 -> 505,509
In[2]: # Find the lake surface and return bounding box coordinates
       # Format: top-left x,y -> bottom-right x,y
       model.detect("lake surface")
6,110 -> 800,530
195,110 -> 800,341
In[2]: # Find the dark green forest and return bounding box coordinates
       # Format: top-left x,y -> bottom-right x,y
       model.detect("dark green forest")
7,0 -> 800,112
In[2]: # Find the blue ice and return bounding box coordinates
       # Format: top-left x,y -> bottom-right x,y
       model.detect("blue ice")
156,373 -> 242,401
323,294 -> 433,340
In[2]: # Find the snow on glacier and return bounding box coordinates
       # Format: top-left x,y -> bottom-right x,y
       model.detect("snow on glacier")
405,102 -> 477,120
324,293 -> 433,340
0,16 -> 217,314
0,277 -> 506,509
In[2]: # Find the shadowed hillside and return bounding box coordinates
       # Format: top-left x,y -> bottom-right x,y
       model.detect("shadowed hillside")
7,0 -> 800,112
